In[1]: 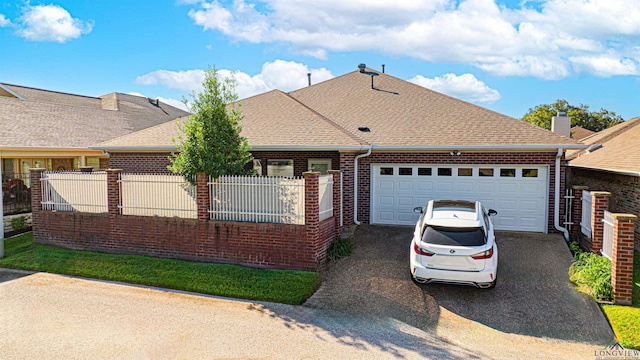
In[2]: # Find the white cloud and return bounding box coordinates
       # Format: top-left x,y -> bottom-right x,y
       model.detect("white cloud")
182,0 -> 640,79
16,4 -> 93,42
569,55 -> 639,77
410,73 -> 501,104
135,60 -> 334,99
0,14 -> 11,27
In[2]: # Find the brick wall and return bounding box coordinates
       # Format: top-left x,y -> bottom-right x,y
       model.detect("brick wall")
108,152 -> 173,173
30,170 -> 338,271
109,150 -> 564,231
109,151 -> 341,175
356,152 -> 562,231
568,167 -> 640,250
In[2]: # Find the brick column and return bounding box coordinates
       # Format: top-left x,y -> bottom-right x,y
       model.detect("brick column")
571,185 -> 588,245
590,191 -> 610,254
106,169 -> 122,217
196,173 -> 210,221
29,168 -> 46,242
79,166 -> 94,173
304,172 -> 320,268
328,170 -> 342,239
611,214 -> 637,306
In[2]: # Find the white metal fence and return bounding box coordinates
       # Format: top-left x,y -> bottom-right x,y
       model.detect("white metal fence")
318,175 -> 334,221
41,171 -> 107,213
119,173 -> 197,218
602,210 -> 614,260
581,190 -> 592,237
209,175 -> 305,224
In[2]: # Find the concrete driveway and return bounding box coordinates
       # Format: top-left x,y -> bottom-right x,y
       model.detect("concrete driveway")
0,226 -> 614,359
305,225 -> 615,359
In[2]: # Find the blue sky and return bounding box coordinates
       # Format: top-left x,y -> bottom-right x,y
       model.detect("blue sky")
1,0 -> 639,120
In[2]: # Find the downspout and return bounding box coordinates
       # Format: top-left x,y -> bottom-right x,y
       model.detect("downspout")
554,148 -> 570,241
353,144 -> 374,225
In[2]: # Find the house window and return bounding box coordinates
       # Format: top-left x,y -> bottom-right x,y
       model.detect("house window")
267,159 -> 294,177
379,167 -> 393,175
399,167 -> 413,176
308,159 -> 331,174
479,168 -> 494,177
417,168 -> 432,176
522,169 -> 539,178
500,168 -> 516,177
437,168 -> 452,176
86,157 -> 100,169
458,168 -> 472,176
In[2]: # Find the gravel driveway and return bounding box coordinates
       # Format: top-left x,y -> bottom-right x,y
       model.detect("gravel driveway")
305,225 -> 614,358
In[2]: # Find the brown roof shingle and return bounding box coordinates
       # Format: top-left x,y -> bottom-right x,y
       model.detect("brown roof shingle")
0,83 -> 189,149
94,70 -> 584,151
568,117 -> 640,175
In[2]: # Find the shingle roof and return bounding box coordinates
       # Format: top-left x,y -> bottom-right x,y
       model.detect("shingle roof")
568,117 -> 640,175
93,70 -> 584,151
570,126 -> 596,140
0,83 -> 189,149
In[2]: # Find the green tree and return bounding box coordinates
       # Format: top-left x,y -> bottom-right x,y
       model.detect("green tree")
168,67 -> 254,183
521,99 -> 624,132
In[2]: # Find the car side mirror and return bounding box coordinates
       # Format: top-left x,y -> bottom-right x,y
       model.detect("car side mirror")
488,209 -> 498,216
413,206 -> 424,214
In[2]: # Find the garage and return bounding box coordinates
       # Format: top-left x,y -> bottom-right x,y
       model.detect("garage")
370,164 -> 548,232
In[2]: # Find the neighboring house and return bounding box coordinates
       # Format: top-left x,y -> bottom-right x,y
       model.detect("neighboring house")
93,67 -> 585,233
0,83 -> 189,185
571,126 -> 596,140
566,117 -> 640,250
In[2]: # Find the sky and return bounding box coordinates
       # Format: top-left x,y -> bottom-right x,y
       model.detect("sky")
0,0 -> 639,120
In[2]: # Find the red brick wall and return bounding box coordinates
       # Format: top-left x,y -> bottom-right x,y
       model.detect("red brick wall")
356,152 -> 562,232
568,167 -> 640,250
31,170 -> 337,271
109,151 -> 341,175
108,152 -> 173,173
109,150 -> 565,232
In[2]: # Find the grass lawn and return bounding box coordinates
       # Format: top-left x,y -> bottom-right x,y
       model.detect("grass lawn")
601,250 -> 640,349
0,233 -> 321,305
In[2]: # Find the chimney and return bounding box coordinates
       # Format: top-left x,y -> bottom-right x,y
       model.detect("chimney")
551,111 -> 571,138
307,73 -> 311,86
382,64 -> 385,73
100,92 -> 119,111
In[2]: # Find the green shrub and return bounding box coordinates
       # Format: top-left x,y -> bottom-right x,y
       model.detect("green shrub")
11,216 -> 27,231
327,238 -> 354,262
568,240 -> 582,255
569,251 -> 613,302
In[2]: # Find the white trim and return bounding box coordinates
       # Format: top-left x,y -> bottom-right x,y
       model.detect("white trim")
568,164 -> 640,177
92,143 -> 587,152
353,145 -> 374,225
0,84 -> 25,100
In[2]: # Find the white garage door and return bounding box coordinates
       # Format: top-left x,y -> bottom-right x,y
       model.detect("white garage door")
371,164 -> 548,232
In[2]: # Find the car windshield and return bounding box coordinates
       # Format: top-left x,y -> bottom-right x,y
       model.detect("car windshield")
422,226 -> 486,246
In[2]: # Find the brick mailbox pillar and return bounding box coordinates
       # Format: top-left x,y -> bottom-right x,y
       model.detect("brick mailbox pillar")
611,213 -> 637,306
29,168 -> 46,243
590,191 -> 610,255
328,170 -> 342,239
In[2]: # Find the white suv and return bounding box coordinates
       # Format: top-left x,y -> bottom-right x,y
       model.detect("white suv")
410,200 -> 498,289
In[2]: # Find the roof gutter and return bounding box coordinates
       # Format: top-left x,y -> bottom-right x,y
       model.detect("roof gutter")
354,144 -> 375,225
553,148 -> 570,241
90,145 -> 370,152
369,144 -> 587,151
